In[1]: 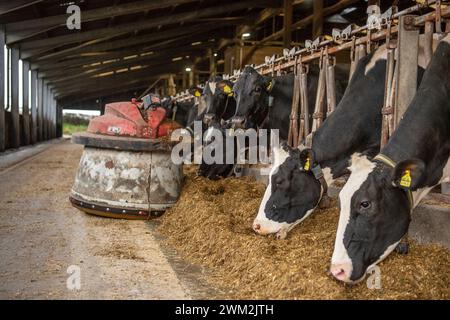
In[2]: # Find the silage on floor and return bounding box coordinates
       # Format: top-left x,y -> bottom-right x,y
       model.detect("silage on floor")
158,166 -> 450,299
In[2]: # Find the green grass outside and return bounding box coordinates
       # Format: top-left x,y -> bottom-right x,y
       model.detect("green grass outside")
63,122 -> 88,135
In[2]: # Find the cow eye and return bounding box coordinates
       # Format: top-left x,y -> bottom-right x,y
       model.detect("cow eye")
360,201 -> 371,210
254,87 -> 261,93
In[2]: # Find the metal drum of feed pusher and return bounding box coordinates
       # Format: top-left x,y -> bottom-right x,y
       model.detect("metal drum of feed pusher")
70,96 -> 183,220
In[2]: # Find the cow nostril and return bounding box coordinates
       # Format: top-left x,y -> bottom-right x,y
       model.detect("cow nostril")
253,224 -> 261,231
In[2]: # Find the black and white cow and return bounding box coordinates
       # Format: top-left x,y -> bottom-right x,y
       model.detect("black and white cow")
330,34 -> 450,283
252,43 -> 427,239
161,86 -> 206,129
230,65 -> 348,140
198,77 -> 237,179
202,77 -> 237,127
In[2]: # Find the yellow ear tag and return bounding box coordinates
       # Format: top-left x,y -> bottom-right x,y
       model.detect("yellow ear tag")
400,169 -> 412,188
194,90 -> 201,97
223,85 -> 231,94
267,81 -> 273,91
304,157 -> 310,171
223,85 -> 233,97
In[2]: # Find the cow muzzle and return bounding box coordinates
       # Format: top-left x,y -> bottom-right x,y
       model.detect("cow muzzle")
203,113 -> 216,126
252,220 -> 288,239
330,262 -> 353,283
230,116 -> 246,130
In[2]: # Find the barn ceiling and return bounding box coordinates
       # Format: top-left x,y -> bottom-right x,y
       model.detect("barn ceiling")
0,0 -> 395,109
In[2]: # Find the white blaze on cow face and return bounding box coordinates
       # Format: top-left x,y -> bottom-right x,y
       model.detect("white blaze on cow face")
252,145 -> 326,239
208,81 -> 216,95
331,153 -> 375,283
253,146 -> 291,237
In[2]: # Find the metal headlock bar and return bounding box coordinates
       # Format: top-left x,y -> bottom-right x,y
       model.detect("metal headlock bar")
170,1 -> 450,143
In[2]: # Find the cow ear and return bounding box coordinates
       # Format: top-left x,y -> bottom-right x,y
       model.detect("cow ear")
392,159 -> 426,190
217,81 -> 234,97
264,77 -> 275,93
188,87 -> 202,97
299,148 -> 315,171
272,141 -> 290,167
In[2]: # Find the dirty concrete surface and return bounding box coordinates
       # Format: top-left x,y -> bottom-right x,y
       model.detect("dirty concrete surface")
0,140 -> 196,299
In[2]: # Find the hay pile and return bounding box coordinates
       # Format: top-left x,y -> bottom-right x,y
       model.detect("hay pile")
158,166 -> 450,299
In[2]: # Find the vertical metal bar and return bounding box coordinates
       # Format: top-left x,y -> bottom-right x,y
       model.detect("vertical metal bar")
394,15 -> 419,128
325,58 -> 336,116
10,47 -> 20,148
30,70 -> 37,144
300,70 -> 309,143
22,60 -> 30,145
380,48 -> 396,148
0,27 -> 5,152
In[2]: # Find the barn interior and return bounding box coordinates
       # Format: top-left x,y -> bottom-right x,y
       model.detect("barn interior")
0,0 -> 449,300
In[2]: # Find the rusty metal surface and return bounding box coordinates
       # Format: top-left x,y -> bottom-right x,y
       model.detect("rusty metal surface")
72,131 -> 174,152
70,147 -> 182,215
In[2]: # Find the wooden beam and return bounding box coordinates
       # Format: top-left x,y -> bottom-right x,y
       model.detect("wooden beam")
56,73 -> 173,99
0,27 -> 5,152
0,0 -> 43,16
11,48 -> 20,148
35,34 -> 213,79
16,0 -> 276,49
25,21 -> 227,61
313,0 -> 324,38
30,70 -> 37,144
6,0 -> 199,42
59,84 -> 151,108
283,0 -> 293,48
22,60 -> 30,145
58,78 -> 158,103
55,65 -> 181,98
394,15 -> 419,128
46,46 -> 207,85
241,0 -> 359,66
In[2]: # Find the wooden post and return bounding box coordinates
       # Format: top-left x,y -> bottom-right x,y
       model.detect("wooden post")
0,27 -> 5,152
22,60 -> 30,145
423,21 -> 434,67
394,15 -> 419,127
56,103 -> 62,138
208,48 -> 216,78
30,70 -> 37,144
43,83 -> 48,140
188,69 -> 194,87
283,0 -> 293,48
52,92 -> 56,138
37,76 -> 43,141
312,0 -> 323,39
168,74 -> 176,96
10,47 -> 20,148
42,82 -> 46,140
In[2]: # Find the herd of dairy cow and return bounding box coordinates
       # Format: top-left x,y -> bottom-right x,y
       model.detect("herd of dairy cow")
161,34 -> 450,284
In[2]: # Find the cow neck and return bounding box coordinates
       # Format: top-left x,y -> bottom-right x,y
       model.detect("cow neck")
381,39 -> 450,189
373,154 -> 414,209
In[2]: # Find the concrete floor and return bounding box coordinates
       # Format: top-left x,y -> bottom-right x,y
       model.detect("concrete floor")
0,140 -> 194,299
1,140 -> 448,299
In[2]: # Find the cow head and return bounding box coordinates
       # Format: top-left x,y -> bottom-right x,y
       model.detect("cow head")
232,66 -> 273,130
252,144 -> 325,239
203,79 -> 235,125
330,154 -> 423,283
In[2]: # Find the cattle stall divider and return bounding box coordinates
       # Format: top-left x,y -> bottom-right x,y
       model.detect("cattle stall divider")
169,1 -> 449,189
